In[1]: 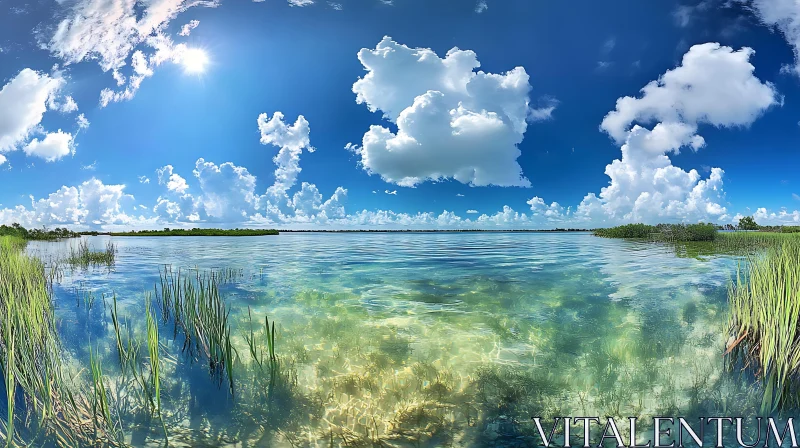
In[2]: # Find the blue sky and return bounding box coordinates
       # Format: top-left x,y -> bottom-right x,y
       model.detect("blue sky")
0,0 -> 799,229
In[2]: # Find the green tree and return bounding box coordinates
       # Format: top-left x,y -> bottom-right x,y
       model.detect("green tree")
738,215 -> 760,231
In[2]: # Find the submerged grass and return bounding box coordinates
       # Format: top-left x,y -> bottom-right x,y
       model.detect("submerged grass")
155,266 -> 236,394
726,238 -> 800,413
145,295 -> 170,445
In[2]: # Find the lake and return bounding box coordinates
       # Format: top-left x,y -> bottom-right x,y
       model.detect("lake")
26,232 -> 762,447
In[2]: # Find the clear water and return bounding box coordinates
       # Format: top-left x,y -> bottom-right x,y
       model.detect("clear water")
26,233 -> 764,447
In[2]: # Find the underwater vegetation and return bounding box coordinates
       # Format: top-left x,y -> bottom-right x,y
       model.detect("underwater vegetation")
154,266 -> 236,393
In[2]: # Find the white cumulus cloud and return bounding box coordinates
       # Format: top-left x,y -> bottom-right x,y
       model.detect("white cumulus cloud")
573,43 -> 779,225
0,179 -> 138,228
350,36 -> 543,187
600,43 -> 778,144
23,130 -> 73,162
255,112 -> 345,223
0,69 -> 65,152
157,164 -> 189,193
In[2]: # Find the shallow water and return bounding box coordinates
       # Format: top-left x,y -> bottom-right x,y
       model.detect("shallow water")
25,233 -> 765,446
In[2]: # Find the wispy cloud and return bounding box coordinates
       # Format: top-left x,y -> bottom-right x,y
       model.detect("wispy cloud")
672,1 -> 711,28
596,61 -> 613,72
602,37 -> 616,54
179,20 -> 200,37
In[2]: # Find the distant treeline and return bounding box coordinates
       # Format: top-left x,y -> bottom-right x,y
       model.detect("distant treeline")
0,223 -> 80,240
81,228 -> 279,237
277,228 -> 591,233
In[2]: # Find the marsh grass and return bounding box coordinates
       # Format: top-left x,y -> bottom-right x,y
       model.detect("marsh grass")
244,307 -> 278,371
0,236 -> 120,446
726,239 -> 800,412
594,223 -> 717,241
717,231 -> 800,252
89,346 -> 113,437
66,239 -> 116,270
145,295 -> 170,445
155,266 -> 236,393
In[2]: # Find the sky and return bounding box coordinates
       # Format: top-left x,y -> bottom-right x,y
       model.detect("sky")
0,0 -> 799,230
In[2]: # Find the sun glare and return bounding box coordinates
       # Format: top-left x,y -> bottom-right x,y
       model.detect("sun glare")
181,48 -> 209,74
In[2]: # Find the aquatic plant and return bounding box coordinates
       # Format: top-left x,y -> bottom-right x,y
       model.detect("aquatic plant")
0,236 -> 119,446
593,224 -> 657,239
145,295 -> 170,445
716,231 -> 800,252
66,239 -> 116,270
89,346 -> 113,437
594,223 -> 717,241
726,239 -> 800,412
245,307 -> 278,370
155,266 -> 236,393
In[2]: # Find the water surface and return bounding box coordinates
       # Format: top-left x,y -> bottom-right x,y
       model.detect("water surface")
27,232 -> 761,446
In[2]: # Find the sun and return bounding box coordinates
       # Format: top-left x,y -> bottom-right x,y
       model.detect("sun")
181,48 -> 209,74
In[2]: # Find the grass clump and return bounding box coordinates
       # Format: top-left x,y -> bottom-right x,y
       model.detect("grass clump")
593,223 -> 656,239
726,239 -> 800,412
716,231 -> 800,253
66,240 -> 116,270
594,223 -> 717,241
0,236 -> 120,446
155,266 -> 236,393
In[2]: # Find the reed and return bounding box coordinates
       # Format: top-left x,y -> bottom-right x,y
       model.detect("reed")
89,346 -> 112,436
155,266 -> 236,394
66,240 -> 116,270
3,287 -> 15,448
717,231 -> 800,252
594,223 -> 718,241
145,296 -> 161,414
244,307 -> 278,371
726,239 -> 800,412
145,295 -> 169,445
0,236 -> 119,445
